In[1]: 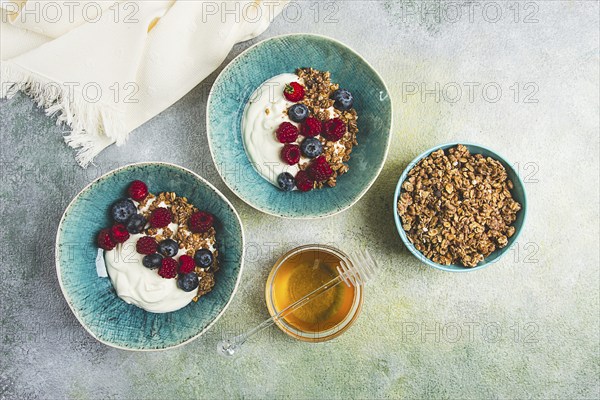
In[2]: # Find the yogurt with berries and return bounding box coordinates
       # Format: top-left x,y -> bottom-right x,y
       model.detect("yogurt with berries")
241,68 -> 355,193
105,234 -> 196,313
96,180 -> 219,314
242,73 -> 303,186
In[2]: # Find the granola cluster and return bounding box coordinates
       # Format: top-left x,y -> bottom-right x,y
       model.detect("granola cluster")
397,145 -> 521,267
296,68 -> 358,188
139,191 -> 217,299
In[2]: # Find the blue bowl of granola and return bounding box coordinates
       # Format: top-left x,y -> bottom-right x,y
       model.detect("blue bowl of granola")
207,34 -> 392,218
55,162 -> 244,350
394,143 -> 527,272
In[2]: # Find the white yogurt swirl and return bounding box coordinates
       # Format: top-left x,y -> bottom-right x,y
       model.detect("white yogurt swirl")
105,234 -> 195,313
242,73 -> 303,186
242,73 -> 343,188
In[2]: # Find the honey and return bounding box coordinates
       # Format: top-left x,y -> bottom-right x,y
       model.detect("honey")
270,248 -> 356,334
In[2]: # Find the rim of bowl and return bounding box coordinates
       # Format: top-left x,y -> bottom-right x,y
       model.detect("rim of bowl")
54,162 -> 246,351
264,244 -> 364,342
206,33 -> 394,219
393,142 -> 528,272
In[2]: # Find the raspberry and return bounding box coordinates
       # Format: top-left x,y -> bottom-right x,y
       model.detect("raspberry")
158,258 -> 178,279
128,180 -> 148,201
323,118 -> 347,141
295,170 -> 314,192
97,228 -> 116,250
281,144 -> 301,165
308,156 -> 334,182
110,224 -> 130,244
276,122 -> 299,143
136,236 -> 157,255
149,207 -> 172,228
188,211 -> 214,233
178,255 -> 196,274
301,117 -> 322,137
283,82 -> 305,102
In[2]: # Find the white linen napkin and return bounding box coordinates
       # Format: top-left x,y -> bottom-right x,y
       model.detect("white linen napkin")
1,0 -> 286,166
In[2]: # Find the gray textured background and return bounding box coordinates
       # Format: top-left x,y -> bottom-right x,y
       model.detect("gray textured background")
1,1 -> 599,399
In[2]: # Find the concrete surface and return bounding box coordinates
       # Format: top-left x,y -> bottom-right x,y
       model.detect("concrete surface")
1,1 -> 599,398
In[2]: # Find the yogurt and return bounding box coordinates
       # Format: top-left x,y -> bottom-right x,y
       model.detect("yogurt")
242,73 -> 303,186
105,234 -> 196,313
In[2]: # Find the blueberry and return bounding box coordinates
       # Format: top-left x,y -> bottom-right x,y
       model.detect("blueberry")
194,249 -> 214,268
300,137 -> 323,158
157,239 -> 179,257
142,253 -> 163,269
126,214 -> 147,234
331,89 -> 353,111
277,172 -> 295,192
287,104 -> 309,122
111,199 -> 136,224
177,272 -> 199,292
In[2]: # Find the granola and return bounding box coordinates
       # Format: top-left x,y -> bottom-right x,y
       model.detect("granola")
397,144 -> 521,267
296,67 -> 358,188
142,191 -> 218,301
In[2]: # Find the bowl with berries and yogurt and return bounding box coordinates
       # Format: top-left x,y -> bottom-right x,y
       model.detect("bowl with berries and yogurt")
56,163 -> 244,350
207,34 -> 392,218
242,69 -> 357,192
99,180 -> 220,314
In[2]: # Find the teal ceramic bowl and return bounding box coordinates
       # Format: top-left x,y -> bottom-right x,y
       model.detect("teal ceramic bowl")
393,143 -> 527,272
207,34 -> 392,218
55,163 -> 244,350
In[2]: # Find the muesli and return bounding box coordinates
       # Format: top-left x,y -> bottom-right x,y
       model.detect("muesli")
397,145 -> 521,267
